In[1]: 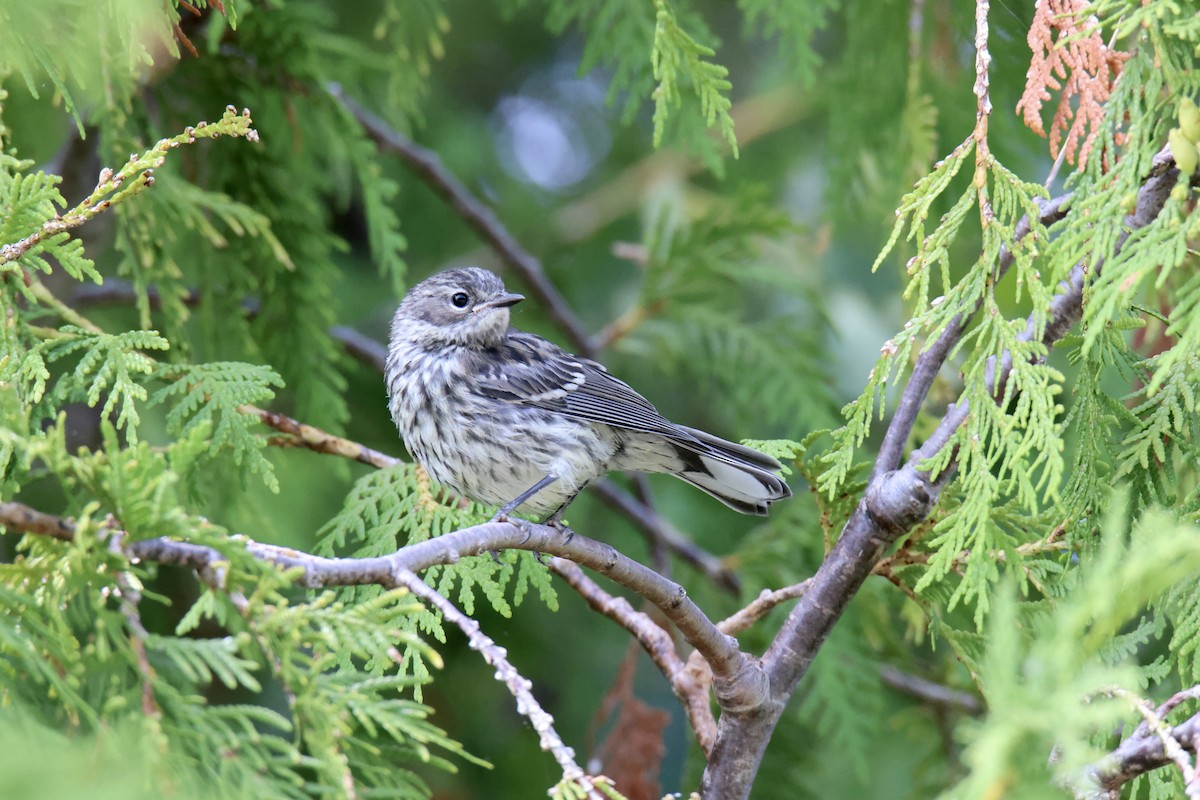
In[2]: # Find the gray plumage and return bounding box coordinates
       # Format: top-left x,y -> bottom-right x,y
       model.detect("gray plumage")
385,267 -> 791,519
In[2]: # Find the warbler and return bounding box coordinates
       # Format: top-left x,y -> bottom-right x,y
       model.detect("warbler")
385,267 -> 791,523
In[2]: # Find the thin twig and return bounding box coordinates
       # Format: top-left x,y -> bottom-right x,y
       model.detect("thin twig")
391,567 -> 606,798
879,665 -> 982,714
1140,687 -> 1200,741
972,0 -> 994,226
107,526 -> 162,718
716,581 -> 811,636
244,405 -> 399,469
329,83 -> 598,358
548,558 -> 718,753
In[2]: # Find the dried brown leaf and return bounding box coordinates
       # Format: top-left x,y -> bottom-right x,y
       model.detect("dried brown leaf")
1016,0 -> 1130,168
590,649 -> 670,800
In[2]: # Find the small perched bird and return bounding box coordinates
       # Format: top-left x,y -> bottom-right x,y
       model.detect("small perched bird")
386,267 -> 791,523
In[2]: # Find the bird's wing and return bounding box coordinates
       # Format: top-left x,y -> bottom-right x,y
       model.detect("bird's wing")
472,332 -> 687,440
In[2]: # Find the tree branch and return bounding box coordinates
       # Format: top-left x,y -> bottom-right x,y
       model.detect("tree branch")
870,191 -> 1073,481
591,478 -> 741,593
244,374 -> 737,594
878,664 -> 982,714
716,581 -> 811,636
390,567 -> 609,798
548,558 -> 718,753
244,405 -> 400,469
0,500 -> 608,795
0,499 -> 767,716
699,147 -> 1180,799
1080,698 -> 1200,798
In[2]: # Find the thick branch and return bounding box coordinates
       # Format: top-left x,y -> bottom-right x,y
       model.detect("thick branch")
1079,686 -> 1200,798
1083,711 -> 1200,798
390,524 -> 766,711
0,500 -> 766,715
700,148 -> 1180,799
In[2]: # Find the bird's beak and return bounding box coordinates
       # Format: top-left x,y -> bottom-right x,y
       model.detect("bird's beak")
476,293 -> 525,311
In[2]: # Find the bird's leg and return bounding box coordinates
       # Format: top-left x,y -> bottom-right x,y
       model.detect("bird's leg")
541,483 -> 587,543
489,475 -> 557,527
486,477 -> 555,562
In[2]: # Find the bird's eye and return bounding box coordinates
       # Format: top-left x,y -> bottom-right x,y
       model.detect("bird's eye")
451,292 -> 470,308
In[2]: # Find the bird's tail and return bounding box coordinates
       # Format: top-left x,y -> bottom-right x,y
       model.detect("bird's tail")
671,426 -> 792,516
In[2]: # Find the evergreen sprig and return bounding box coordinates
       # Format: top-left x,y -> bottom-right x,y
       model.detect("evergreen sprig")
151,361 -> 285,491
651,0 -> 738,157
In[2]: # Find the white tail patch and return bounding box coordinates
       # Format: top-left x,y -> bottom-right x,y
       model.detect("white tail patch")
698,455 -> 776,502
676,454 -> 789,515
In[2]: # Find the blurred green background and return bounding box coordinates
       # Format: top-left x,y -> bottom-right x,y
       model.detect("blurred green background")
1,0 -> 1058,796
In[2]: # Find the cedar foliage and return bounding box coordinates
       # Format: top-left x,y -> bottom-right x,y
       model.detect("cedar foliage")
1,1 -> 1199,798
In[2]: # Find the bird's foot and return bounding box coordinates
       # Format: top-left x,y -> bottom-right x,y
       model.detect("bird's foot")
490,510 -> 534,543
544,514 -> 575,544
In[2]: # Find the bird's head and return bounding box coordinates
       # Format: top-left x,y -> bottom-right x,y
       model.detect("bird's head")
391,267 -> 525,349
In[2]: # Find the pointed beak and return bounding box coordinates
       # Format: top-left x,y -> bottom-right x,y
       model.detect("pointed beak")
476,292 -> 524,311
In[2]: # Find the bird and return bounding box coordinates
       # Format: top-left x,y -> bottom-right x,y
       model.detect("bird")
385,267 -> 791,525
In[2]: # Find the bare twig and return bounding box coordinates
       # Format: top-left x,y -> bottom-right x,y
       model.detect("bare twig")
329,83 -> 598,359
391,567 -> 607,798
329,325 -> 388,374
549,559 -> 685,680
244,405 -> 399,469
107,527 -> 162,718
716,581 -> 811,636
879,665 -> 982,714
548,559 -> 718,753
972,0 -> 994,227
0,502 -> 76,541
1137,687 -> 1200,741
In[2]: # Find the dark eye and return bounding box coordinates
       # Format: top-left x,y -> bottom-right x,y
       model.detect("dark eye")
451,292 -> 470,308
